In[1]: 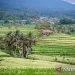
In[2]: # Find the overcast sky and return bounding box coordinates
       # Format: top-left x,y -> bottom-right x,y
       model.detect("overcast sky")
63,0 -> 75,4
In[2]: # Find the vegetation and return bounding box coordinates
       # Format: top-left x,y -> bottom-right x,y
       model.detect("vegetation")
0,50 -> 75,75
0,11 -> 39,22
35,22 -> 50,29
33,33 -> 75,57
1,9 -> 75,21
0,68 -> 74,75
35,22 -> 75,35
0,30 -> 36,58
0,1 -> 75,75
0,25 -> 75,57
0,68 -> 56,75
0,24 -> 75,74
60,18 -> 74,24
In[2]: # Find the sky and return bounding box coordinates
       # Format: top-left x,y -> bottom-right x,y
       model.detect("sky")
63,0 -> 75,4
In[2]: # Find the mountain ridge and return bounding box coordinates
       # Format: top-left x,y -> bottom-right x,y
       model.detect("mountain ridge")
0,0 -> 75,10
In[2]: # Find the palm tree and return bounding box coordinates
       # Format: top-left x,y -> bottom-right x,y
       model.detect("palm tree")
4,31 -> 16,55
20,32 -> 36,58
1,30 -> 36,58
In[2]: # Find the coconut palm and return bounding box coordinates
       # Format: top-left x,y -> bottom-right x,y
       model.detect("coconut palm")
0,30 -> 36,58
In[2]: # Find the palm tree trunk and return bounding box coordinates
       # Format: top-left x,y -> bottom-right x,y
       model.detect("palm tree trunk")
22,44 -> 27,58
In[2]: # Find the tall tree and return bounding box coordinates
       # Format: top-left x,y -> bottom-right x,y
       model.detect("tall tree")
0,30 -> 36,58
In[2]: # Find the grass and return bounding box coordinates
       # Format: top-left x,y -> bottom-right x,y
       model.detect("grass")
0,50 -> 69,69
0,68 -> 56,75
0,25 -> 39,37
0,50 -> 75,75
28,54 -> 75,65
0,68 -> 75,75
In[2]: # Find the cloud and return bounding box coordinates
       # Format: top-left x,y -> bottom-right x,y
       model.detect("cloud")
63,0 -> 75,4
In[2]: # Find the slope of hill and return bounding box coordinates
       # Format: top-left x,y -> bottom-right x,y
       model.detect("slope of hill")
0,0 -> 75,10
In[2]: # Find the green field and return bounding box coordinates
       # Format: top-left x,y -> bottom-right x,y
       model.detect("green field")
0,50 -> 75,75
33,33 -> 75,56
0,25 -> 75,75
0,25 -> 39,36
1,68 -> 75,75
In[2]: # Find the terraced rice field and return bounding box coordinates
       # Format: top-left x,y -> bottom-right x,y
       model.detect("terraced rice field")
0,50 -> 75,75
0,26 -> 75,75
0,25 -> 39,36
0,26 -> 75,57
33,33 -> 75,56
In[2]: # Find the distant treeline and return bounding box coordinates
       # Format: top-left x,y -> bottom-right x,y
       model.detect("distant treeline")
35,22 -> 75,35
0,11 -> 39,20
0,9 -> 75,21
60,18 -> 75,24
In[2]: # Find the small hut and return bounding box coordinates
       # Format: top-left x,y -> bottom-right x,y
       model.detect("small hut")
42,29 -> 53,36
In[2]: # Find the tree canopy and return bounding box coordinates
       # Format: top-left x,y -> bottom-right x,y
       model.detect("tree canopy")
0,30 -> 36,58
